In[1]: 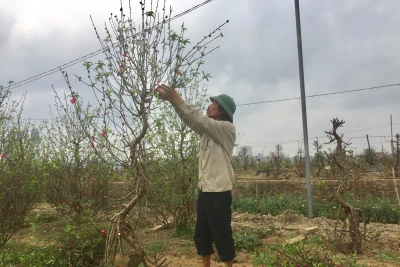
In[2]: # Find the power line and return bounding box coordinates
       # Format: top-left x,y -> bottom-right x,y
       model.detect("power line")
242,135 -> 392,146
343,124 -> 389,134
236,83 -> 400,107
6,0 -> 214,91
343,122 -> 400,134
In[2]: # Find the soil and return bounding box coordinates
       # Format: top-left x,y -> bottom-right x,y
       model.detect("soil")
10,204 -> 400,267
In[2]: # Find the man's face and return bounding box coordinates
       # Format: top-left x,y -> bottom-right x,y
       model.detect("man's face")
207,100 -> 221,120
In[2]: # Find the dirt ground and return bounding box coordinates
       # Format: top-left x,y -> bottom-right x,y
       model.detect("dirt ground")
112,211 -> 400,267
10,204 -> 400,267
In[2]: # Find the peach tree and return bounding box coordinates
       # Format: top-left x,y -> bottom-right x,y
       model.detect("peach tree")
62,0 -> 228,265
0,84 -> 42,247
40,89 -> 111,216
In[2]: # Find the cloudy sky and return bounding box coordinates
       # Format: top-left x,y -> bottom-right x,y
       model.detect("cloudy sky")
1,0 -> 400,157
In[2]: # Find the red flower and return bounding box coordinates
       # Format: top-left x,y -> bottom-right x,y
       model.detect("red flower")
148,30 -> 152,34
102,130 -> 107,136
123,52 -> 127,57
146,104 -> 150,109
122,122 -> 125,126
121,90 -> 124,95
100,229 -> 107,237
70,97 -> 77,104
163,19 -> 166,23
91,136 -> 95,141
1,154 -> 6,159
177,70 -> 183,77
120,64 -> 125,69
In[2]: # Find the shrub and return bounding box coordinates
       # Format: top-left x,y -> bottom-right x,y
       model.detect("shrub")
234,231 -> 263,251
252,236 -> 362,267
0,217 -> 106,266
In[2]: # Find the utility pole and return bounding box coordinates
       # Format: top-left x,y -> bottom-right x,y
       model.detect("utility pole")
366,134 -> 371,150
294,0 -> 313,219
391,114 -> 394,155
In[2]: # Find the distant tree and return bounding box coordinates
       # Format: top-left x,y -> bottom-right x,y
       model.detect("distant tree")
293,148 -> 305,178
271,144 -> 284,176
360,147 -> 377,168
312,139 -> 325,177
239,147 -> 250,170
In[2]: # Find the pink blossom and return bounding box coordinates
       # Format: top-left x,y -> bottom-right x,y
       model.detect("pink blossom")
70,97 -> 77,104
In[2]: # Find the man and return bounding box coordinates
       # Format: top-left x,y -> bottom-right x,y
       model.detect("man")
157,84 -> 236,267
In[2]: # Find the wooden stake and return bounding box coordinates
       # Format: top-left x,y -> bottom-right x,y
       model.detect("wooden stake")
391,168 -> 400,208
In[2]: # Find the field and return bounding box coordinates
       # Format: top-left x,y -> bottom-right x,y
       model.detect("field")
3,171 -> 400,267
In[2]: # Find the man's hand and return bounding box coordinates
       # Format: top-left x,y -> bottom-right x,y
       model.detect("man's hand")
156,84 -> 183,104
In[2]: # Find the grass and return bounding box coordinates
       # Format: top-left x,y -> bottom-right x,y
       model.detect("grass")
232,194 -> 400,224
375,251 -> 400,265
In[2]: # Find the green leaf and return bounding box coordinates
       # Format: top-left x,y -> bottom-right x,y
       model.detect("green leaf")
145,11 -> 155,17
202,71 -> 212,81
170,33 -> 179,41
181,38 -> 190,45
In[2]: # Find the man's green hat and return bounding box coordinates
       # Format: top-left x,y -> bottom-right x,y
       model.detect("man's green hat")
210,94 -> 236,122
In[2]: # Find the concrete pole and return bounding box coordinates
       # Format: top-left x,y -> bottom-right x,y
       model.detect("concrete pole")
294,0 -> 313,219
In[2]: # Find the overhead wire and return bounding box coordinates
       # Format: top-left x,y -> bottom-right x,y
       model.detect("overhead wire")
6,0 -> 215,91
236,83 -> 400,107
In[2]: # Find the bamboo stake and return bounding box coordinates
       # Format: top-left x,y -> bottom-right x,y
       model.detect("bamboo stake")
391,168 -> 400,208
